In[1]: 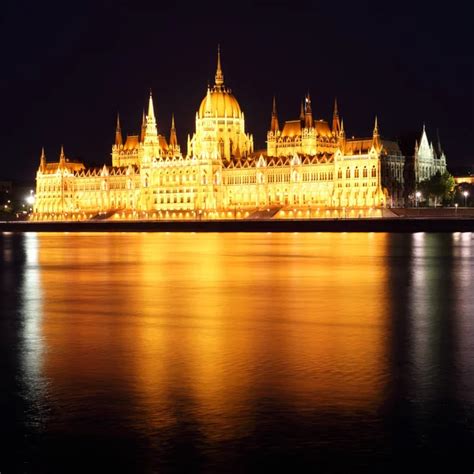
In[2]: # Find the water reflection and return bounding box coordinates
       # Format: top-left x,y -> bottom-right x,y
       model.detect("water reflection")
2,232 -> 474,472
20,233 -> 45,410
385,232 -> 474,469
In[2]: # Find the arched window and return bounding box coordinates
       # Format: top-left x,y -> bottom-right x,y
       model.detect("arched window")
346,167 -> 351,179
371,166 -> 377,177
363,166 -> 368,178
338,169 -> 342,179
354,167 -> 359,178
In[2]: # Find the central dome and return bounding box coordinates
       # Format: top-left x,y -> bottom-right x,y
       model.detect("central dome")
198,46 -> 242,119
198,87 -> 242,119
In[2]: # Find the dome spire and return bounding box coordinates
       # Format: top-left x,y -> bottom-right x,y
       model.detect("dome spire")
215,44 -> 224,87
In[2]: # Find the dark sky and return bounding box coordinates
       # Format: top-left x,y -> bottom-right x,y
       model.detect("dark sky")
1,0 -> 472,182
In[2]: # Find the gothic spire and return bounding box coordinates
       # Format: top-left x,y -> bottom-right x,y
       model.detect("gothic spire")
147,90 -> 156,124
304,93 -> 313,128
373,115 -> 379,135
39,147 -> 46,171
205,85 -> 213,115
59,145 -> 66,167
145,91 -> 158,139
215,44 -> 224,87
140,109 -> 146,142
372,116 -> 381,150
115,113 -> 123,146
338,119 -> 346,151
332,98 -> 340,133
169,113 -> 178,148
270,96 -> 279,133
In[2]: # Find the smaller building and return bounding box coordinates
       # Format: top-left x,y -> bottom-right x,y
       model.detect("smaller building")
414,125 -> 447,183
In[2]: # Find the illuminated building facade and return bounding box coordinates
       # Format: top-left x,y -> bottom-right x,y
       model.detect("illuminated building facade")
413,125 -> 447,183
33,49 -> 438,220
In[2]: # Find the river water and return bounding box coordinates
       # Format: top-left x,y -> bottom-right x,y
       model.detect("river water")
1,232 -> 473,472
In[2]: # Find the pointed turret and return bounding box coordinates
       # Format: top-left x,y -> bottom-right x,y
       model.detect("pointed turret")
169,113 -> 178,148
144,91 -> 158,140
304,93 -> 313,129
147,90 -> 156,125
205,85 -> 213,115
39,147 -> 46,171
338,119 -> 346,150
140,110 -> 146,142
270,96 -> 280,133
332,98 -> 340,134
419,123 -> 430,152
115,113 -> 123,146
215,44 -> 224,88
372,116 -> 381,150
59,145 -> 66,168
299,101 -> 305,122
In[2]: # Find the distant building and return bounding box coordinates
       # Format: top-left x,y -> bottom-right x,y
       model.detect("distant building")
414,125 -> 447,183
32,49 -> 446,220
454,176 -> 474,185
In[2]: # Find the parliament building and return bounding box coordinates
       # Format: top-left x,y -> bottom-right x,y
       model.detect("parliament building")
32,49 -> 446,221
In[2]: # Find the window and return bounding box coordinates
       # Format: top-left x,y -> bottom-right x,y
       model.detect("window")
354,167 -> 359,178
346,167 -> 351,179
371,166 -> 377,178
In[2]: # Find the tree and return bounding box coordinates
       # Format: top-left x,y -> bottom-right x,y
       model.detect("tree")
419,171 -> 455,206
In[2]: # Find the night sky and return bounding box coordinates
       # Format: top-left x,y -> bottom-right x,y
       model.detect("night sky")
1,0 -> 472,182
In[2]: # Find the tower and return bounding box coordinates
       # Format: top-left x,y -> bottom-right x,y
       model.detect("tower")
142,91 -> 160,161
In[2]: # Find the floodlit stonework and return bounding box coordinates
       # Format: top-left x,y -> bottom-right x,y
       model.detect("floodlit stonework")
32,49 -> 445,221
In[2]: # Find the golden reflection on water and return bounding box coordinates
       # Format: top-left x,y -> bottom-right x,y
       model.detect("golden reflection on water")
34,232 -> 390,438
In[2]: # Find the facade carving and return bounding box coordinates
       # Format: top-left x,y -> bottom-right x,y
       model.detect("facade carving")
32,49 -> 444,221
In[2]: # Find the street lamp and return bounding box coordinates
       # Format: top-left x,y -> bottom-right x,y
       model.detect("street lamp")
463,190 -> 469,207
415,191 -> 421,208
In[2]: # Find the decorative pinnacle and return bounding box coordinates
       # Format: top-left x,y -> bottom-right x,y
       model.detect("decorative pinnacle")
215,44 -> 224,86
147,90 -> 156,123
